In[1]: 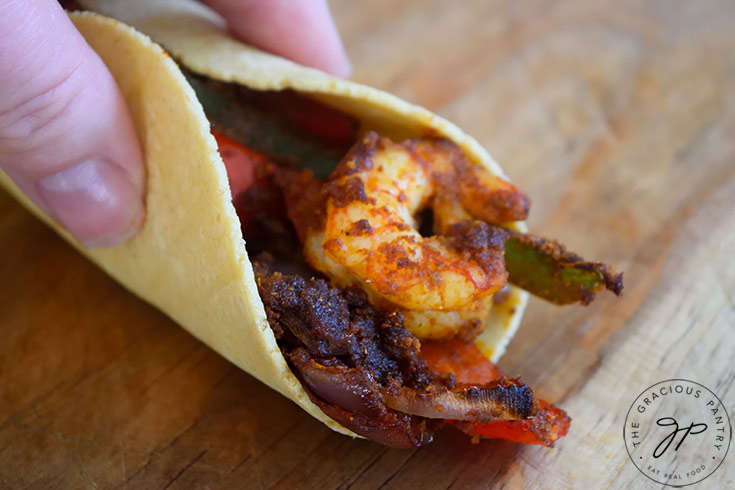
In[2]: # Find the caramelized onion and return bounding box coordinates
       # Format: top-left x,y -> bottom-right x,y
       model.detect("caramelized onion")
289,348 -> 435,448
289,348 -> 383,417
382,378 -> 534,423
313,398 -> 434,449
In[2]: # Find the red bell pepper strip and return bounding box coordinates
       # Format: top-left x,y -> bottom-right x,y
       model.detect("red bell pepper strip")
213,131 -> 270,199
420,339 -> 503,384
448,400 -> 570,446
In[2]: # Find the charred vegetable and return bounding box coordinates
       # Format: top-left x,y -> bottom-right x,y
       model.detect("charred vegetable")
505,231 -> 623,305
185,70 -> 358,179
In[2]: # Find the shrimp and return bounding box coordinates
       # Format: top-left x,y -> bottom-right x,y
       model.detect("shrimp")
280,132 -> 530,339
402,295 -> 495,339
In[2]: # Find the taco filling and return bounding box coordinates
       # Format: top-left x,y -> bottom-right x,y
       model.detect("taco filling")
174,70 -> 622,448
0,9 -> 627,451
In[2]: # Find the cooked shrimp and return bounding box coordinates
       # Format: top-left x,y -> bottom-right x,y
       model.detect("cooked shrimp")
402,295 -> 494,339
279,132 -> 529,338
410,138 -> 530,226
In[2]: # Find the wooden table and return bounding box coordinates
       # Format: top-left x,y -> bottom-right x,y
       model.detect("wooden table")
2,1 -> 733,488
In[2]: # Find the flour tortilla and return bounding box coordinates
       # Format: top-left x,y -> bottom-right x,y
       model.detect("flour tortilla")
0,7 -> 528,438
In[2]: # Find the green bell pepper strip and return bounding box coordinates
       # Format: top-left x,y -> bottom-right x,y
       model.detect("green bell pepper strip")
504,230 -> 623,305
184,70 -> 349,179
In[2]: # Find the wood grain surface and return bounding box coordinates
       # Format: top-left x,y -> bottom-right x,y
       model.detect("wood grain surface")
2,1 -> 734,488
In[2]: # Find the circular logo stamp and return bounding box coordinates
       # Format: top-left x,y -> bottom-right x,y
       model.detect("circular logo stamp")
624,379 -> 731,486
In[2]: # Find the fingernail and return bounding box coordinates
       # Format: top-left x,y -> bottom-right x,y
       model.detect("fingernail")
37,159 -> 144,248
334,56 -> 352,78
327,43 -> 352,78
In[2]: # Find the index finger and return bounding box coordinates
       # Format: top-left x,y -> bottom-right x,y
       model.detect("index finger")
201,0 -> 351,77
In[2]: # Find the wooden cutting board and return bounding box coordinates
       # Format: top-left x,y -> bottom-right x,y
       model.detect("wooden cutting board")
1,1 -> 733,488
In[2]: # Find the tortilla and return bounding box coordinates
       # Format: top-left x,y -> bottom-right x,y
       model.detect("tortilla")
0,6 -> 528,438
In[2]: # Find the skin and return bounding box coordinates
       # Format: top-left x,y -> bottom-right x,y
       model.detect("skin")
0,0 -> 350,247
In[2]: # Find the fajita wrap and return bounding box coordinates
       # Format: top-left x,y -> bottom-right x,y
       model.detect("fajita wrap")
2,3 -> 621,447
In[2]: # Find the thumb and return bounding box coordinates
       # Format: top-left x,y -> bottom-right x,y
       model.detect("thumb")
0,0 -> 145,248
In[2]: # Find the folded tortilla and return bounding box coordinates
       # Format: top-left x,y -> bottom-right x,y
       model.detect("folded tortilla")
0,6 -> 528,437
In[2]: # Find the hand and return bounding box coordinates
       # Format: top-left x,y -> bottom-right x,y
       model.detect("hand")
0,0 -> 350,248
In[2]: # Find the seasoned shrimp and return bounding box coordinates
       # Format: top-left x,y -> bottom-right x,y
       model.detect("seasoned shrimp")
402,295 -> 495,339
280,132 -> 529,338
